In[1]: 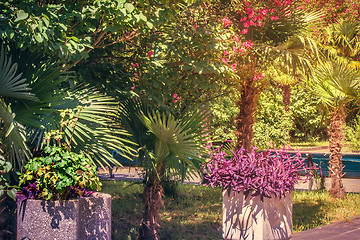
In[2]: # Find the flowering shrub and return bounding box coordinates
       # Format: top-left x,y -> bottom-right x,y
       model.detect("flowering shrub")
202,146 -> 320,200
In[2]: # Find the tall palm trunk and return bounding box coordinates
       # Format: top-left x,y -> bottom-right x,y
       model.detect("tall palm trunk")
235,78 -> 258,151
328,107 -> 346,198
140,183 -> 163,240
140,163 -> 165,240
282,84 -> 291,112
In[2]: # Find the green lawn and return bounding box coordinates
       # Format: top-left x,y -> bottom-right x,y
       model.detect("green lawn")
102,180 -> 360,240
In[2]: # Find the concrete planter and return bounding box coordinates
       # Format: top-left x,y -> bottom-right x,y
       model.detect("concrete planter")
222,189 -> 292,240
17,192 -> 111,240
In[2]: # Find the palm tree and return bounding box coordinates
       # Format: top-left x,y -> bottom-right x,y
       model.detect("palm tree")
308,19 -> 360,198
120,100 -> 214,240
309,61 -> 360,198
212,1 -> 321,150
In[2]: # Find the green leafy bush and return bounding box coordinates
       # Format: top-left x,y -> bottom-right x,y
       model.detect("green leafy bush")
290,85 -> 330,142
18,146 -> 101,201
346,115 -> 360,152
253,87 -> 293,149
0,154 -> 17,200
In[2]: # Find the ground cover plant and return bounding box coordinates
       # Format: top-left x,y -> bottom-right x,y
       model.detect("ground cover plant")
103,180 -> 360,239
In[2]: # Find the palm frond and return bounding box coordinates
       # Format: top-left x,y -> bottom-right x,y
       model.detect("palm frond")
60,87 -> 136,168
323,19 -> 360,61
0,100 -> 30,169
309,61 -> 360,109
0,45 -> 37,101
140,107 -> 214,181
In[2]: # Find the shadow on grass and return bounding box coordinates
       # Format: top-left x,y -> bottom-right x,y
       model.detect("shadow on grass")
103,180 -> 223,240
292,196 -> 327,232
159,220 -> 222,240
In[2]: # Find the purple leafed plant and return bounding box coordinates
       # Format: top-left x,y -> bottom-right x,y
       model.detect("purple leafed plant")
16,183 -> 94,204
202,146 -> 321,201
16,182 -> 40,203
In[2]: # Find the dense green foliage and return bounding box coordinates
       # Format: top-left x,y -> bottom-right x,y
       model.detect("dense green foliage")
0,153 -> 17,199
133,3 -> 228,111
210,93 -> 238,142
0,0 -> 153,61
290,85 -> 330,141
346,115 -> 360,151
253,87 -> 293,149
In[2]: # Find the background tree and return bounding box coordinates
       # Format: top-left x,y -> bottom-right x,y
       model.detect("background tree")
0,0 -> 153,65
290,84 -> 330,141
309,61 -> 360,198
253,85 -> 294,149
308,19 -> 360,198
210,0 -> 319,150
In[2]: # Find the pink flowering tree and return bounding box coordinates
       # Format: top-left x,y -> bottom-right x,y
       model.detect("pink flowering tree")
211,0 -> 320,150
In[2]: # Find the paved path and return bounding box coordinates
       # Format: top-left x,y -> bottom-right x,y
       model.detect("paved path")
291,215 -> 360,240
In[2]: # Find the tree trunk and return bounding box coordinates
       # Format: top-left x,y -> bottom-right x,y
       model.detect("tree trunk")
140,183 -> 164,240
328,107 -> 346,198
281,84 -> 291,112
235,78 -> 258,151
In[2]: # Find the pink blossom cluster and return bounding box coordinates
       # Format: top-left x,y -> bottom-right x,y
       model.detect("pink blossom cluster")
242,40 -> 253,48
222,17 -> 232,28
173,93 -> 180,103
239,0 -> 295,34
240,4 -> 268,33
253,72 -> 264,80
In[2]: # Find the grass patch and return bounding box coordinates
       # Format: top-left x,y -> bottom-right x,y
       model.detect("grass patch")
292,190 -> 360,232
102,180 -> 360,239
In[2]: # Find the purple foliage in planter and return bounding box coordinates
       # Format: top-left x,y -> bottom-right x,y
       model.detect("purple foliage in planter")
202,146 -> 321,201
16,182 -> 40,203
16,183 -> 94,204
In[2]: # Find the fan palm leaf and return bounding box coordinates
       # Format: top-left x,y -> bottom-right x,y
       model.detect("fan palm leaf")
1,46 -> 135,170
309,61 -> 360,108
0,45 -> 37,101
60,88 -> 135,167
0,45 -> 35,168
0,101 -> 30,169
125,101 -> 214,181
322,20 -> 360,62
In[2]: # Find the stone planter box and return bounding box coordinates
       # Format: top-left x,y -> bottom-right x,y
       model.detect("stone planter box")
222,189 -> 292,240
17,192 -> 111,240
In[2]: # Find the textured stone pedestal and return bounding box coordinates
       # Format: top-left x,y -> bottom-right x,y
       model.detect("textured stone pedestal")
223,190 -> 292,240
17,193 -> 111,240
